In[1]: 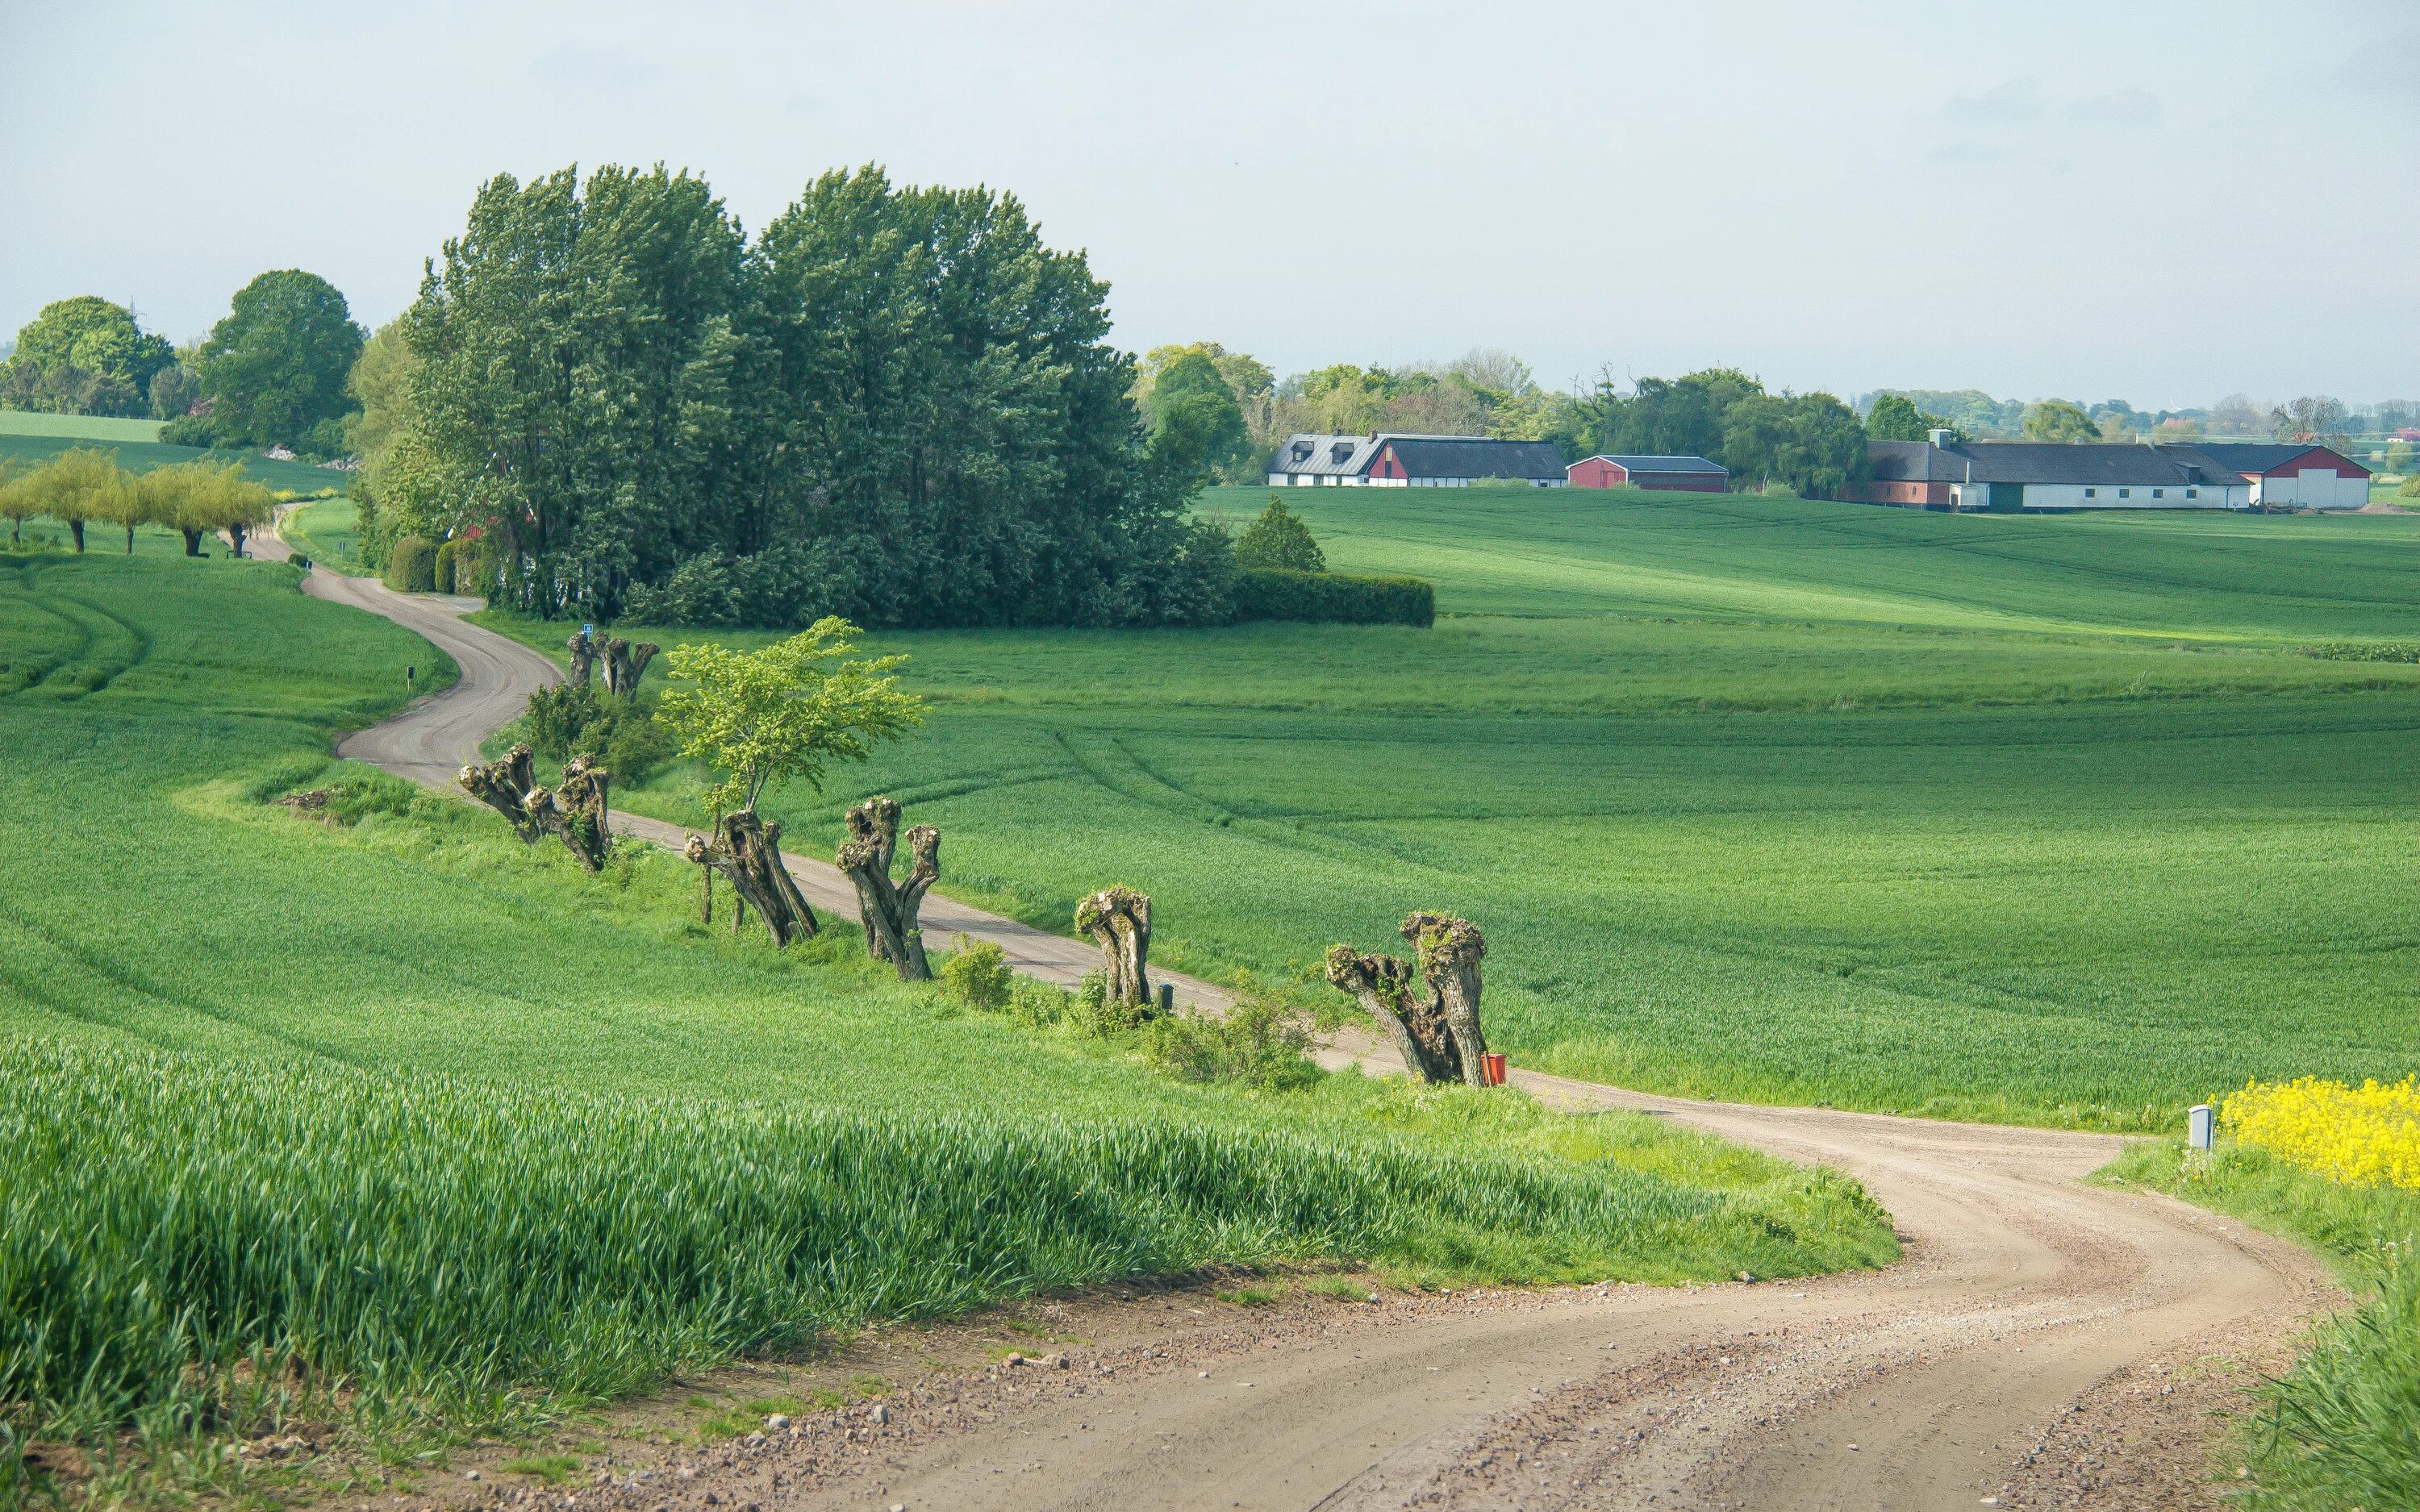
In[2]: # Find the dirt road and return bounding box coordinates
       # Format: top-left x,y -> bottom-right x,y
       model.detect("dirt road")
258,532 -> 2333,1508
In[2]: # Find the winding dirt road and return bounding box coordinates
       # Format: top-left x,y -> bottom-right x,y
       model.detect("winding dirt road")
258,528 -> 2334,1509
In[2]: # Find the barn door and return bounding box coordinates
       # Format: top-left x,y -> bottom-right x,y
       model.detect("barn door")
1988,483 -> 2025,512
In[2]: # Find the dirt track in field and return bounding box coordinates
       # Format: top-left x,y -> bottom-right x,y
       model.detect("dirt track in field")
260,524 -> 2337,1509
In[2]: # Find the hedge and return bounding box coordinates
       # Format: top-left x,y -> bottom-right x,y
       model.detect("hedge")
1230,569 -> 1434,627
432,540 -> 459,595
385,535 -> 436,594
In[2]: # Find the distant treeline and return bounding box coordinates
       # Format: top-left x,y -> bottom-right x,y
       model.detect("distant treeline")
357,164 -> 1238,628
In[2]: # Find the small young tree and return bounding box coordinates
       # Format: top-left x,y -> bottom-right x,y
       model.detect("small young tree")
1233,496 -> 1326,573
656,619 -> 925,947
0,459 -> 29,544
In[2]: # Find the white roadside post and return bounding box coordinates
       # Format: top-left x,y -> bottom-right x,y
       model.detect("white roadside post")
2188,1103 -> 2215,1152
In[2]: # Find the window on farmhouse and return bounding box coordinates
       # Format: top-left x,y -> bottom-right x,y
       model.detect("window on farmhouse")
2152,489 -> 2165,498
1330,443 -> 1353,462
2118,488 -> 2131,498
2187,488 -> 2199,498
2084,488 -> 2097,498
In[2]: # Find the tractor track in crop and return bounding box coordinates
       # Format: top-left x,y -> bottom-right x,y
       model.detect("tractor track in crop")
257,518 -> 2337,1510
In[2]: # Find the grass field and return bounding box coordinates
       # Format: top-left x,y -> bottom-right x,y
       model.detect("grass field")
280,495 -> 369,573
0,408 -> 350,494
0,545 -> 1888,1493
495,485 -> 2420,1132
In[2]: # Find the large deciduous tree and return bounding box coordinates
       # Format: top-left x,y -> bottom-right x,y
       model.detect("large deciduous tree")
194,270 -> 367,456
0,298 -> 174,418
2020,399 -> 2099,444
1579,369 -> 1870,498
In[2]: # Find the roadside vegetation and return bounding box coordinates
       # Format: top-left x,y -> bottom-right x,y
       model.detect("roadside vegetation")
0,548 -> 1894,1502
478,483 -> 2420,1131
2105,1082 -> 2420,1510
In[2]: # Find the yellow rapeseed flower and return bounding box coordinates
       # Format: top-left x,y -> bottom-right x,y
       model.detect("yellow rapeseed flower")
2223,1076 -> 2420,1190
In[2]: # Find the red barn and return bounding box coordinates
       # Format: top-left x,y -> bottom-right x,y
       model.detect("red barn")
1567,454 -> 1729,492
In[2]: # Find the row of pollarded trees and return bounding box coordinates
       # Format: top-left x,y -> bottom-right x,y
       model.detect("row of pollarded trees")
0,448 -> 273,556
455,614 -> 1500,1086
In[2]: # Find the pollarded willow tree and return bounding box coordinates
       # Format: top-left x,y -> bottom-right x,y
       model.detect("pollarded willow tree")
1326,911 -> 1492,1087
1076,886 -> 1155,1014
458,746 -> 615,872
565,630 -> 660,699
654,619 -> 924,947
836,796 -> 940,981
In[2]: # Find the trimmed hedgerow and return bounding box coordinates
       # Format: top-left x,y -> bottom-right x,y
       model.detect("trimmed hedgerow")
1231,569 -> 1434,628
383,535 -> 436,594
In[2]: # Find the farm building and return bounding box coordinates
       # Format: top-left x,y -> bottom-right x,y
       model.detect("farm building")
1266,433 -> 1567,488
1566,455 -> 1729,492
2185,443 -> 2371,509
1857,435 -> 2255,511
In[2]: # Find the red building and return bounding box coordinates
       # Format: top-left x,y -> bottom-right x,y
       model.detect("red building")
1566,454 -> 1729,492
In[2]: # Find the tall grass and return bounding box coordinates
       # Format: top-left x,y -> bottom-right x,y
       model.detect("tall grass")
0,1036 -> 1884,1444
2105,1139 -> 2420,1508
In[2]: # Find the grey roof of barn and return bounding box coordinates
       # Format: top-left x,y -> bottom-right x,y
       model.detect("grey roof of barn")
1378,435 -> 1567,480
2188,442 -> 2370,477
1867,439 -> 2252,487
1267,433 -> 1567,481
1268,433 -> 1386,477
1583,453 -> 1728,476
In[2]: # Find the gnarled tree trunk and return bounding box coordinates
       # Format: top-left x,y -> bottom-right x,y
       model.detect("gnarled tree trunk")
835,796 -> 940,981
1075,886 -> 1154,1011
180,527 -> 204,556
565,631 -> 598,687
1325,946 -> 1459,1082
457,744 -> 615,871
1325,911 -> 1492,1085
682,809 -> 818,947
601,637 -> 660,699
1403,911 -> 1489,1086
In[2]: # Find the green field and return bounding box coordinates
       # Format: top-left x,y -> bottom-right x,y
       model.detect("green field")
280,494 -> 369,573
0,408 -> 350,494
510,485 -> 2420,1131
0,545 -> 1886,1489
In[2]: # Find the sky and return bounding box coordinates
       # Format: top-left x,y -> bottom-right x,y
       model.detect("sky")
2,1 -> 2414,410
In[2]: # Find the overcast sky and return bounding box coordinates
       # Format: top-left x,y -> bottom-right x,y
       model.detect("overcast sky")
3,2 -> 2414,409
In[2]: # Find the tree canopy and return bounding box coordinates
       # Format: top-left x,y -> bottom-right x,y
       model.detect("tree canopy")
1863,393 -> 1960,443
1233,496 -> 1325,573
369,163 -> 1230,629
655,619 -> 926,816
190,270 -> 366,456
2020,399 -> 2099,443
1145,352 -> 1252,489
1575,369 -> 1868,498
0,298 -> 175,419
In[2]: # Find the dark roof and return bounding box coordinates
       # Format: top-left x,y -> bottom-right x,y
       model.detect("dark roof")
1584,454 -> 1728,476
1867,439 -> 2251,488
1380,436 -> 1567,481
2188,442 -> 2371,479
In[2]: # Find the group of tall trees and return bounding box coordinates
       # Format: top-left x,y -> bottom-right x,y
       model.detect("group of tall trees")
0,449 -> 271,555
1575,368 -> 1870,498
2,274 -> 365,459
357,163 -> 1231,628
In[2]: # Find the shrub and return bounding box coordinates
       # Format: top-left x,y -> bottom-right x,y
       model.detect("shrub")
1233,497 -> 1325,573
159,413 -> 214,448
939,936 -> 1013,1013
1144,991 -> 1322,1093
524,681 -> 672,783
1231,569 -> 1433,627
1009,977 -> 1071,1030
432,539 -> 459,595
385,535 -> 436,594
